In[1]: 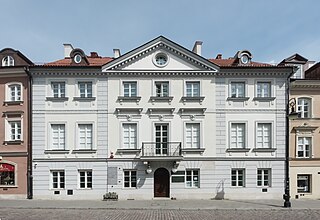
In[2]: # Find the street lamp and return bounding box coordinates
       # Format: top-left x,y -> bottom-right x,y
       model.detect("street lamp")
283,97 -> 299,208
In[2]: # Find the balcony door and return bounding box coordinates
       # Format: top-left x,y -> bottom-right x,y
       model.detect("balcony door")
155,124 -> 168,155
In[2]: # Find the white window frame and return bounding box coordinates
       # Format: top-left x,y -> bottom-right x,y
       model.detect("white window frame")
230,81 -> 246,98
256,122 -> 272,148
257,168 -> 271,187
185,123 -> 201,149
122,123 -> 138,149
186,169 -> 200,188
123,81 -> 137,97
185,81 -> 200,97
123,170 -> 137,188
78,81 -> 93,98
5,82 -> 23,102
231,168 -> 245,187
297,97 -> 312,118
229,122 -> 246,149
2,56 -> 14,67
77,124 -> 93,150
256,81 -> 272,98
297,174 -> 311,193
51,82 -> 66,98
79,170 -> 92,189
297,137 -> 312,158
5,118 -> 23,142
51,170 -> 65,189
50,124 -> 66,150
155,81 -> 169,97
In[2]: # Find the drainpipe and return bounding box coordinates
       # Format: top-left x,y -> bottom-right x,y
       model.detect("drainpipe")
26,66 -> 33,199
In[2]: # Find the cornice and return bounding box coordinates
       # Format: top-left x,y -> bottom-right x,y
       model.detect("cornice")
105,70 -> 216,76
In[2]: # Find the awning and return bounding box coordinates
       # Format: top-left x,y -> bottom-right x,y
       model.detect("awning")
0,163 -> 15,172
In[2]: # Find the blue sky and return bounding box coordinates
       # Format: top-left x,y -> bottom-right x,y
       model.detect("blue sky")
1,0 -> 320,64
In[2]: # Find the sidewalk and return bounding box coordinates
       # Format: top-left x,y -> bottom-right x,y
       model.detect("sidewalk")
0,199 -> 319,210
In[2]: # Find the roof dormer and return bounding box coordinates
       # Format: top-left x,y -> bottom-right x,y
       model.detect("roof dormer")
235,50 -> 252,65
70,48 -> 89,65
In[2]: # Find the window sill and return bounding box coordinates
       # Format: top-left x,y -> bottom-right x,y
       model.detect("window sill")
3,101 -> 23,106
72,150 -> 97,153
117,149 -> 141,154
0,185 -> 18,188
150,96 -> 173,103
46,97 -> 69,102
181,96 -> 205,104
253,97 -> 276,102
252,148 -> 276,152
73,97 -> 96,102
3,140 -> 23,145
44,150 -> 69,154
118,96 -> 141,103
226,148 -> 250,152
181,148 -> 205,153
227,97 -> 250,102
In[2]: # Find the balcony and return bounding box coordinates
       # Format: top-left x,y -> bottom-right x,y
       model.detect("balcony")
141,142 -> 183,161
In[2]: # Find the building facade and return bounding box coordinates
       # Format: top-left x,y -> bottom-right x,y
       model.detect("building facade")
0,48 -> 33,198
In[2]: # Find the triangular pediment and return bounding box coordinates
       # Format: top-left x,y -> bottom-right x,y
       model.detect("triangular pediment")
280,53 -> 308,65
102,36 -> 219,72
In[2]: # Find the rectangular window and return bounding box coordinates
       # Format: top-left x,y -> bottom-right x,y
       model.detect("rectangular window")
124,170 -> 137,188
123,82 -> 137,97
297,174 -> 311,193
230,123 -> 245,148
186,123 -> 200,149
297,137 -> 311,158
257,82 -> 271,97
78,124 -> 93,150
257,169 -> 271,187
186,170 -> 199,188
186,82 -> 200,97
78,82 -> 92,98
52,171 -> 65,189
0,163 -> 15,186
231,169 -> 245,187
79,170 -> 92,189
9,121 -> 21,141
257,123 -> 271,148
155,82 -> 169,97
51,124 -> 65,150
52,82 -> 66,98
9,84 -> 21,101
171,171 -> 185,183
297,98 -> 311,118
231,82 -> 245,98
123,124 -> 137,149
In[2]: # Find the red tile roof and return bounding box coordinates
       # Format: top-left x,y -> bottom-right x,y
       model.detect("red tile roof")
44,57 -> 113,66
209,58 -> 273,67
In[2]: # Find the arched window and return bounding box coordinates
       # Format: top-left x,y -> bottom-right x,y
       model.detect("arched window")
0,163 -> 15,186
297,98 -> 312,118
2,56 -> 14,67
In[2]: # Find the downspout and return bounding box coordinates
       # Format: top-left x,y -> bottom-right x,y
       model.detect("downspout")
26,66 -> 33,199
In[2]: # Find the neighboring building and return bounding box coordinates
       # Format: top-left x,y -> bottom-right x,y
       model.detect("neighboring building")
102,36 -> 294,200
279,53 -> 315,79
30,45 -> 113,199
288,63 -> 320,199
0,48 -> 33,198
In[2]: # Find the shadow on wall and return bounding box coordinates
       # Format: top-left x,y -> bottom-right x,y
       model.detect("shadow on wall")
215,179 -> 225,200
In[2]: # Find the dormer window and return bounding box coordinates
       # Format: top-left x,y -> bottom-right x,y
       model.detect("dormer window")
2,56 -> 14,67
237,50 -> 252,65
240,55 -> 250,64
74,54 -> 82,63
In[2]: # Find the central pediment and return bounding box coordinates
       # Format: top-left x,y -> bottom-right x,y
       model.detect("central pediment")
102,36 -> 219,72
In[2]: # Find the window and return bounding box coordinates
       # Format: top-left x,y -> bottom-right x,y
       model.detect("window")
2,56 -> 14,67
154,53 -> 168,67
0,163 -> 15,186
297,137 -> 311,158
257,82 -> 271,98
186,170 -> 199,188
297,98 -> 311,118
297,174 -> 311,193
78,124 -> 93,150
171,171 -> 185,183
257,169 -> 271,187
230,123 -> 245,148
51,124 -> 65,150
8,84 -> 21,101
123,82 -> 137,97
78,82 -> 92,98
51,171 -> 65,189
52,82 -> 65,98
257,123 -> 271,148
231,169 -> 245,187
74,54 -> 82,63
186,123 -> 200,149
9,121 -> 21,141
231,82 -> 245,98
155,82 -> 169,97
123,124 -> 137,149
79,170 -> 92,189
186,82 -> 200,97
124,170 -> 137,188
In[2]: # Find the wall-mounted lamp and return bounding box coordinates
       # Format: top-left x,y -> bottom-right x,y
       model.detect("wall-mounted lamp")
146,164 -> 152,174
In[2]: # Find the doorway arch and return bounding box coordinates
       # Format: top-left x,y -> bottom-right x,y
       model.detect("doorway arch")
154,168 -> 170,197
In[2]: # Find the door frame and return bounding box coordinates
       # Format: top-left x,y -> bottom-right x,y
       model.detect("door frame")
154,167 -> 170,198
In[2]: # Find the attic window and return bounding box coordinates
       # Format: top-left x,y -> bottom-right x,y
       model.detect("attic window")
74,54 -> 82,63
153,52 -> 169,67
240,55 -> 250,64
2,56 -> 14,67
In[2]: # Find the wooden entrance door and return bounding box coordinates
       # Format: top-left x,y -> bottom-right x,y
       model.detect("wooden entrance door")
154,168 -> 170,197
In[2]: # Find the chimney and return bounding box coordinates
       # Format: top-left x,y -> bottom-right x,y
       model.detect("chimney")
192,41 -> 203,56
113,49 -> 121,58
63,44 -> 74,58
216,54 -> 222,59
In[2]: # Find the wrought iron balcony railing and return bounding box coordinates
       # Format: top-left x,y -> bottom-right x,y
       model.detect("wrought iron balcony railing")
142,142 -> 182,157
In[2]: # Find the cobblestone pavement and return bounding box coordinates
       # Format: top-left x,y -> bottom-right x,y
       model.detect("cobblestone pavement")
1,208 -> 320,220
